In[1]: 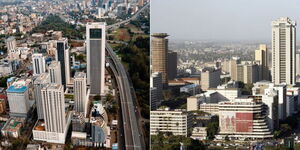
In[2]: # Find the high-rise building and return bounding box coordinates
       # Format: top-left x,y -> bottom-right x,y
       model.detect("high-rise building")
271,17 -> 296,85
150,108 -> 192,137
151,33 -> 168,86
86,22 -> 106,95
234,62 -> 259,84
201,67 -> 221,90
41,84 -> 66,133
6,36 -> 16,59
255,44 -> 269,81
32,53 -> 46,76
33,73 -> 50,119
167,51 -> 177,80
7,80 -> 30,117
48,61 -> 62,85
296,53 -> 300,76
230,57 -> 241,81
150,72 -> 163,110
56,38 -> 70,86
74,72 -> 87,114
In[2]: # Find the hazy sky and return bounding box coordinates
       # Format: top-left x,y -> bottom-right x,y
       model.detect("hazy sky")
151,0 -> 300,41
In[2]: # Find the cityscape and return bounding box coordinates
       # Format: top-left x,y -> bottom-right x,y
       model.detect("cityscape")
150,0 -> 300,150
0,0 -> 149,150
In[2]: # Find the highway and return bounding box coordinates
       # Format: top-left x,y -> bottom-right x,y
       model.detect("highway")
106,43 -> 145,150
107,2 -> 150,30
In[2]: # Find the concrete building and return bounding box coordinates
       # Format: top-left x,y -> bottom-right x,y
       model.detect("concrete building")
167,51 -> 177,80
200,67 -> 221,90
271,17 -> 296,85
6,36 -> 16,59
7,80 -> 30,117
48,61 -> 62,85
74,72 -> 88,115
151,33 -> 168,85
1,118 -> 24,138
150,72 -> 163,110
33,84 -> 71,144
190,127 -> 207,140
255,44 -> 269,81
217,98 -> 273,140
180,84 -> 200,95
56,38 -> 71,86
33,73 -> 50,119
32,53 -> 46,76
235,62 -> 259,84
252,81 -> 287,120
296,53 -> 300,76
229,57 -> 241,81
150,108 -> 192,137
86,22 -> 106,95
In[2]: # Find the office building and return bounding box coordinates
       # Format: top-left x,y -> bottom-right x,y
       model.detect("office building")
56,38 -> 71,86
32,53 -> 46,76
151,33 -> 168,85
150,72 -> 163,110
7,80 -> 30,117
235,62 -> 259,84
217,98 -> 273,140
33,73 -> 50,119
255,44 -> 269,81
33,84 -> 72,144
200,67 -> 221,90
167,51 -> 177,80
296,53 -> 300,76
6,36 -> 16,59
271,17 -> 296,85
86,22 -> 106,95
74,72 -> 88,115
150,108 -> 192,137
48,61 -> 62,85
229,57 -> 241,81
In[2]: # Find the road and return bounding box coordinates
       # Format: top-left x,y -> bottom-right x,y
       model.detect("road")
106,43 -> 145,150
107,2 -> 150,30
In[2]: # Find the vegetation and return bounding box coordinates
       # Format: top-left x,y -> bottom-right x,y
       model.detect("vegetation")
206,116 -> 219,140
0,76 -> 11,87
151,133 -> 206,150
31,14 -> 85,40
237,81 -> 253,95
274,116 -> 298,138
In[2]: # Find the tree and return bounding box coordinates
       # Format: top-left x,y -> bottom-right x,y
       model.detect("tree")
206,116 -> 219,140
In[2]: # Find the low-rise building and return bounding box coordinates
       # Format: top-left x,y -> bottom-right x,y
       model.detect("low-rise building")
150,108 -> 192,137
1,117 -> 24,138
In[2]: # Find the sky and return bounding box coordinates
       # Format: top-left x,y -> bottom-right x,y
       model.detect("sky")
151,0 -> 300,41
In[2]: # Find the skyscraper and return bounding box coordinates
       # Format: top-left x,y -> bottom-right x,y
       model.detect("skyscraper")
167,51 -> 177,80
86,22 -> 106,95
6,36 -> 16,59
271,17 -> 296,85
151,33 -> 168,86
56,38 -> 70,86
150,72 -> 163,110
32,53 -> 46,76
49,61 -> 62,85
34,73 -> 50,119
41,84 -> 66,133
74,72 -> 87,114
296,53 -> 300,76
255,44 -> 269,81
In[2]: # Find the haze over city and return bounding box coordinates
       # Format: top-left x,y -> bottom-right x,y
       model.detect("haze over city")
151,0 -> 300,42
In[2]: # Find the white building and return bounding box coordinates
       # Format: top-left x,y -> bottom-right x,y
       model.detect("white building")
74,72 -> 88,116
32,53 -> 46,76
86,22 -> 106,95
7,80 -> 31,117
150,108 -> 192,137
271,17 -> 296,85
33,73 -> 50,119
33,84 -> 71,144
217,98 -> 273,140
48,61 -> 62,85
6,36 -> 16,59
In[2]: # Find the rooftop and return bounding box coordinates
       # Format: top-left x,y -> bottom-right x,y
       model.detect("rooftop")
7,85 -> 28,93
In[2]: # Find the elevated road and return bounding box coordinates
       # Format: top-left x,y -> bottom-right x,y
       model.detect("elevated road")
106,43 -> 145,150
107,2 -> 150,30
